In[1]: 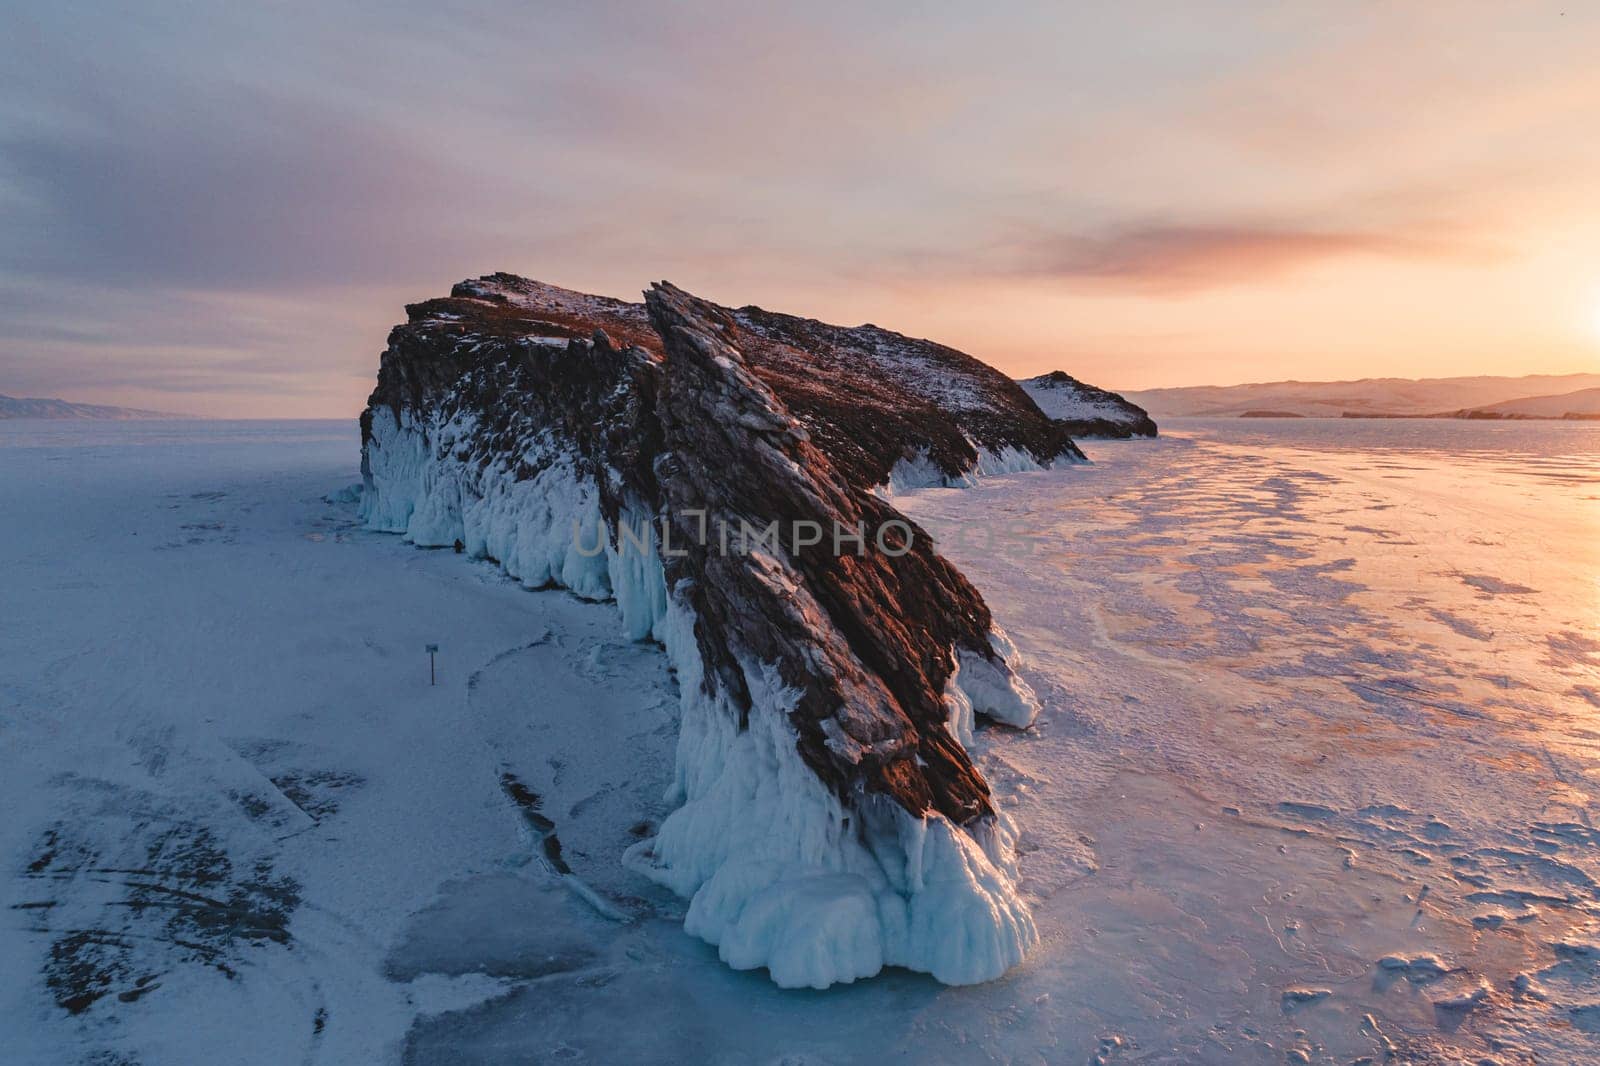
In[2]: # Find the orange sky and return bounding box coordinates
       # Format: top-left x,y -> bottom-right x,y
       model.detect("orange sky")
3,3 -> 1599,417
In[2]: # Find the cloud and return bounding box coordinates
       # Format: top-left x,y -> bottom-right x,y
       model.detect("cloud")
0,1 -> 1594,412
0,91 -> 526,291
0,278 -> 391,415
991,222 -> 1474,293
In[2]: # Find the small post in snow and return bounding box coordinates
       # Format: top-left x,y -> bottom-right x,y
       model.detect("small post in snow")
425,643 -> 439,686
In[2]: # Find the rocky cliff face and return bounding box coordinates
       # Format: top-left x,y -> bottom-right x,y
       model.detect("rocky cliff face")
727,304 -> 1083,486
410,273 -> 1083,485
1019,371 -> 1158,439
359,274 -> 1069,988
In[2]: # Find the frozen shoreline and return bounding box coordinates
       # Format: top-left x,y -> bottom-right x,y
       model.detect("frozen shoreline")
3,418 -> 1598,1064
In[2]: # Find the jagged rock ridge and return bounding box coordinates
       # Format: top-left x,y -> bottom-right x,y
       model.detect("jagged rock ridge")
431,273 -> 1084,485
359,274 -> 1059,988
1019,371 -> 1158,439
645,284 -> 1023,821
727,304 -> 1084,485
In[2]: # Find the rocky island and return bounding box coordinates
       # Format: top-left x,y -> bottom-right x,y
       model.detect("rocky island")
1018,371 -> 1158,438
357,274 -> 1084,988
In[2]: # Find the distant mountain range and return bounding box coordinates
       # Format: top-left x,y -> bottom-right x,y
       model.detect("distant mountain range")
0,393 -> 193,420
1465,385 -> 1600,419
1121,373 -> 1600,420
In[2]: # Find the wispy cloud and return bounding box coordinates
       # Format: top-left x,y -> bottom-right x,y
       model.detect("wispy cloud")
1,2 -> 1596,412
993,222 -> 1478,293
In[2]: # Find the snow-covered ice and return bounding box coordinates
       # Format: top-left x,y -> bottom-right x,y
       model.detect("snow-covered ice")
898,416 -> 1600,1063
4,416 -> 1600,1063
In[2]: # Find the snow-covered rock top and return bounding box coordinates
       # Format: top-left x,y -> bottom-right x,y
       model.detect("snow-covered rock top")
729,306 -> 1084,484
1019,371 -> 1158,439
358,275 -> 1056,988
425,272 -> 1084,486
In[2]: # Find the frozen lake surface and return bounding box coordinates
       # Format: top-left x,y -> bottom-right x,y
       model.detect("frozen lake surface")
2,417 -> 1598,1064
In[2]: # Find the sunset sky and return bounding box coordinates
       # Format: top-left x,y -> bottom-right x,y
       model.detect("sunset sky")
4,2 -> 1600,417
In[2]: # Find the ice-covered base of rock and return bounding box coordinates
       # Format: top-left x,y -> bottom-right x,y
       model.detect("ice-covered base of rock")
360,406 -> 1039,989
361,408 -> 615,603
625,599 -> 1034,988
879,442 -> 1058,495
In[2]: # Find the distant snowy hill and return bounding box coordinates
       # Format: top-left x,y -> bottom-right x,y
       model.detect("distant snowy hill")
0,393 -> 191,420
1019,371 -> 1157,438
1122,373 -> 1600,418
1462,386 -> 1600,419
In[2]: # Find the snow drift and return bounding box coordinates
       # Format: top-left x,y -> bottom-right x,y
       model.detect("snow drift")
359,275 -> 1074,988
